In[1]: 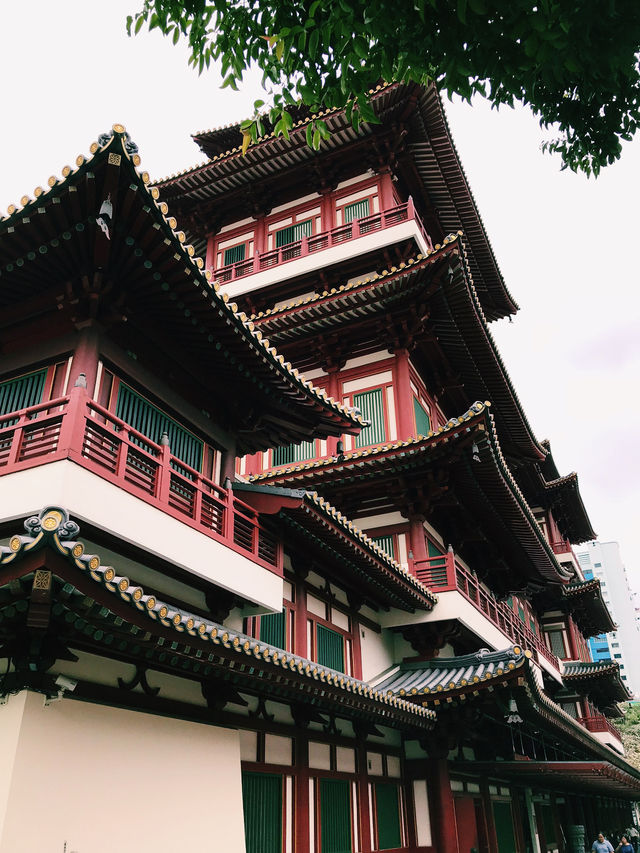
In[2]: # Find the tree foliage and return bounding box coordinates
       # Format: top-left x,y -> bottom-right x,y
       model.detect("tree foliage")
127,0 -> 640,175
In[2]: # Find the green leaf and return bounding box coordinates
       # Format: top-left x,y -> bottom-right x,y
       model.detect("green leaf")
134,14 -> 145,35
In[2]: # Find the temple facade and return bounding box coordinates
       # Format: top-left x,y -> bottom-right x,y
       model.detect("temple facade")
0,84 -> 638,853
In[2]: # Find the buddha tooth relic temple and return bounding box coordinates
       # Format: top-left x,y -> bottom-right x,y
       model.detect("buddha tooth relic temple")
0,83 -> 638,853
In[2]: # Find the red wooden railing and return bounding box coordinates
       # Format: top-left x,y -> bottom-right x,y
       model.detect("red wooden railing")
578,714 -> 622,740
413,552 -> 560,669
0,389 -> 281,574
213,200 -> 432,284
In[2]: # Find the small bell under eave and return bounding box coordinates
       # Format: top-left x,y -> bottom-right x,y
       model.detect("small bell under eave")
96,194 -> 113,240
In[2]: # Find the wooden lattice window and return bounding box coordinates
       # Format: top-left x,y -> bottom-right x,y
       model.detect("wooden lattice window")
223,243 -> 246,265
0,368 -> 47,416
413,397 -> 431,436
343,198 -> 370,223
272,439 -> 315,467
354,388 -> 386,448
372,535 -> 395,560
116,383 -> 203,472
275,219 -> 313,248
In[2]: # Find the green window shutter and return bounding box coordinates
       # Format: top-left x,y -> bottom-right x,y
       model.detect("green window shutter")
320,778 -> 352,853
317,625 -> 345,672
116,383 -> 203,471
427,539 -> 444,558
260,610 -> 286,648
492,802 -> 517,853
0,369 -> 47,416
344,198 -> 370,223
223,244 -> 246,265
529,616 -> 537,635
547,630 -> 566,658
375,783 -> 402,850
518,604 -> 525,623
372,535 -> 395,560
354,388 -> 385,448
413,398 -> 431,436
242,772 -> 282,853
275,218 -> 313,248
506,595 -> 514,609
272,439 -> 315,467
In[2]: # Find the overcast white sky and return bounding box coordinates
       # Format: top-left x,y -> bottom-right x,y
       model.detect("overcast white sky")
2,1 -> 639,582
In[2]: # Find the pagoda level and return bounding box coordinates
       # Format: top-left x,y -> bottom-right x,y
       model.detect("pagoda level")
155,81 -> 640,852
0,89 -> 636,853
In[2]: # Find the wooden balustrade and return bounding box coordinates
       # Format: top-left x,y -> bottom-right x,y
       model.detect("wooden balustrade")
213,200 -> 432,284
577,714 -> 622,740
0,389 -> 281,574
414,552 -> 560,669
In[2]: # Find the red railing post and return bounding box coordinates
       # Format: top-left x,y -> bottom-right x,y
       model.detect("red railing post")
114,427 -> 129,481
58,385 -> 88,456
407,195 -> 415,221
5,414 -> 26,468
157,443 -> 172,504
192,473 -> 203,523
446,548 -> 456,588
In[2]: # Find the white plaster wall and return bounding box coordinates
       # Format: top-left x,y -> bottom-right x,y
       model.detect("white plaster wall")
0,461 -> 283,611
222,220 -> 430,297
0,692 -> 246,853
360,627 -> 396,682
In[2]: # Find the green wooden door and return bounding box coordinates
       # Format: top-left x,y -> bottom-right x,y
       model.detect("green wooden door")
242,772 -> 282,853
375,782 -> 402,849
320,778 -> 352,853
317,625 -> 345,672
492,801 -> 517,853
260,610 -> 286,648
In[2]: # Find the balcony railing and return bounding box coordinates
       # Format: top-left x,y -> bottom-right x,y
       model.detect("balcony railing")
578,714 -> 622,740
413,551 -> 560,669
213,200 -> 432,284
0,388 -> 281,573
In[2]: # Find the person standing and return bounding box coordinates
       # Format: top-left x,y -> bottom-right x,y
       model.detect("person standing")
592,833 -> 615,853
617,837 -> 634,853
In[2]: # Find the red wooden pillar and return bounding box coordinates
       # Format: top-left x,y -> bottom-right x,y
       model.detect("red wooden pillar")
294,576 -> 308,658
326,369 -> 342,457
320,190 -> 335,233
356,741 -> 372,852
205,233 -> 216,272
482,781 -> 499,853
71,326 -> 100,398
254,217 -> 267,257
351,614 -> 363,681
377,169 -> 395,211
393,348 -> 414,441
408,515 -> 428,574
295,735 -> 311,853
219,446 -> 236,485
428,759 -> 459,853
566,615 -> 579,660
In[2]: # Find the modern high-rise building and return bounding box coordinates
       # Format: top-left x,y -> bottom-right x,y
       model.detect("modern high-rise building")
0,85 -> 638,852
577,542 -> 640,697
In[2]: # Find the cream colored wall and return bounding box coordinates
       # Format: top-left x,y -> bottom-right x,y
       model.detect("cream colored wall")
0,692 -> 247,853
0,692 -> 27,843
